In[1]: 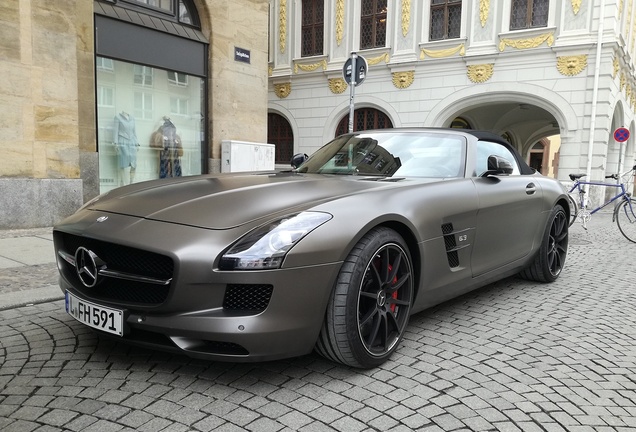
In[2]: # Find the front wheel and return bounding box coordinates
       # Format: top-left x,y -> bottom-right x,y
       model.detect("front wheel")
315,227 -> 414,368
615,198 -> 636,243
519,204 -> 568,282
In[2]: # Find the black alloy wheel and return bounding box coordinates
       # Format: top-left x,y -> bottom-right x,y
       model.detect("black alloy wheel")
315,227 -> 414,368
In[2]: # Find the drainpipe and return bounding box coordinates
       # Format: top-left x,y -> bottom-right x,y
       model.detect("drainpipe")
585,0 -> 606,184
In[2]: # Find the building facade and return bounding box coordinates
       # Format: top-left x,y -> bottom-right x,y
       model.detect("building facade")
267,0 -> 636,203
0,0 -> 269,229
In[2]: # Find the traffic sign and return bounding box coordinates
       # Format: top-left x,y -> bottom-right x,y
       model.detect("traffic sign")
343,55 -> 368,86
614,127 -> 630,142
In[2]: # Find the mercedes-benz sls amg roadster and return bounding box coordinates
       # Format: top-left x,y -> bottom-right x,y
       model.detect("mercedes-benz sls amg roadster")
53,128 -> 570,368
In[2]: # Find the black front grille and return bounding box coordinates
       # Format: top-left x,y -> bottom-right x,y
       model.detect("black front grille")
223,284 -> 273,312
56,232 -> 174,306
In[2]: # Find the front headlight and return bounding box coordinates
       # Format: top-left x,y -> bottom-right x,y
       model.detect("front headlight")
219,212 -> 332,270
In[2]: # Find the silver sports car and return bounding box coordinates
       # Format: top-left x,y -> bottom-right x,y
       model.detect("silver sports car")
53,128 -> 569,368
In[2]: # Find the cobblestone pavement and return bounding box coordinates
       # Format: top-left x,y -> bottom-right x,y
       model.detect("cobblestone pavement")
1,215 -> 635,431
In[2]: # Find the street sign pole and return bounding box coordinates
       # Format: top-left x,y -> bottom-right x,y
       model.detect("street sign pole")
348,52 -> 357,133
614,127 -> 630,183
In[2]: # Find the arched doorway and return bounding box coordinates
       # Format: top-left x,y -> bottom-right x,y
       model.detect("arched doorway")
267,113 -> 294,164
335,108 -> 393,136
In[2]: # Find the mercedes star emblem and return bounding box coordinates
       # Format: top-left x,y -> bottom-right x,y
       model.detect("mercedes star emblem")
74,247 -> 105,288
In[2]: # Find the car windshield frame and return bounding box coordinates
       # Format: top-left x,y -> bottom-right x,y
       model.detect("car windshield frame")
296,131 -> 467,178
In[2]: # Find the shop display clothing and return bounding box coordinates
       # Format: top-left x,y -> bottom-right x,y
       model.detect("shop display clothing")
113,112 -> 139,169
150,118 -> 183,178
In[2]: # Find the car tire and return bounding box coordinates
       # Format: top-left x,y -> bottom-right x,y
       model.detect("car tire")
519,204 -> 568,282
315,227 -> 414,368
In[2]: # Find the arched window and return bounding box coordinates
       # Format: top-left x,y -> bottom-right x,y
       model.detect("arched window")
335,108 -> 393,136
268,113 -> 294,164
450,117 -> 471,129
528,139 -> 549,175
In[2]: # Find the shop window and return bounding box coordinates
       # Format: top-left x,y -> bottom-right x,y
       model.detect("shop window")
97,57 -> 205,192
510,0 -> 549,30
268,113 -> 294,164
430,0 -> 462,41
335,108 -> 393,136
360,0 -> 387,50
302,0 -> 324,57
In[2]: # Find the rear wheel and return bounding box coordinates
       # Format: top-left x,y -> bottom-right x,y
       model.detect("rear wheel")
519,204 -> 568,282
567,194 -> 579,227
615,198 -> 636,243
315,227 -> 414,368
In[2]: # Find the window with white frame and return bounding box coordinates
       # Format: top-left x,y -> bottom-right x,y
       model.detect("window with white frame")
134,91 -> 154,120
430,0 -> 462,41
96,57 -> 114,71
133,65 -> 154,86
167,71 -> 188,86
97,86 -> 115,107
170,97 -> 189,116
360,0 -> 387,50
301,0 -> 324,57
510,0 -> 549,30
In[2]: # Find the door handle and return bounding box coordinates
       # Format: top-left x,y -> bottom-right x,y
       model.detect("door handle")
526,183 -> 536,195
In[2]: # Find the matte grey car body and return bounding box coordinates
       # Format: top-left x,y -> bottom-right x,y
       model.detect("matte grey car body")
54,128 -> 570,368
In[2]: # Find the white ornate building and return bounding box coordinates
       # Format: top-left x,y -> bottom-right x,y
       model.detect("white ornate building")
267,0 -> 636,198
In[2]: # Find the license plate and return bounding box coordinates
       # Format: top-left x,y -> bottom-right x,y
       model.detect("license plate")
65,291 -> 124,336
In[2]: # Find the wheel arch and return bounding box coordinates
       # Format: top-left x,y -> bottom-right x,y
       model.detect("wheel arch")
375,220 -> 422,304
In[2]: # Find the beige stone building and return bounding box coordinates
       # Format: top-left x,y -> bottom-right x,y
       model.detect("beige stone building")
0,0 -> 269,229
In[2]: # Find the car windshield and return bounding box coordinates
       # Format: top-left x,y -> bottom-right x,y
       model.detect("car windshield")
296,131 -> 466,178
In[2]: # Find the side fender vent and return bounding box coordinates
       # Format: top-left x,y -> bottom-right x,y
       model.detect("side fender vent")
441,223 -> 460,268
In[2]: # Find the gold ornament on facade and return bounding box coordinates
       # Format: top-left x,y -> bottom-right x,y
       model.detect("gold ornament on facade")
467,64 -> 494,83
366,53 -> 390,65
392,71 -> 414,89
613,57 -> 619,78
274,82 -> 291,99
480,0 -> 490,27
499,33 -> 554,51
620,71 -> 626,91
328,78 -> 348,94
420,44 -> 465,60
571,0 -> 581,14
294,59 -> 328,73
336,0 -> 344,46
556,55 -> 587,76
402,0 -> 411,37
279,0 -> 287,53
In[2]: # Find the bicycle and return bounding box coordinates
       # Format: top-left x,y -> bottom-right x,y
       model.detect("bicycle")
567,165 -> 636,243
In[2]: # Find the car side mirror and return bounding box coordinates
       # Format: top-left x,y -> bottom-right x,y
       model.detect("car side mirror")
291,153 -> 308,169
481,155 -> 514,177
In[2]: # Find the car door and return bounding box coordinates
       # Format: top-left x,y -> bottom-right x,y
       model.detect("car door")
470,140 -> 544,277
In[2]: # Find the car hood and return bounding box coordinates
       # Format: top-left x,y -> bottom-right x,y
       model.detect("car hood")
88,172 -> 403,229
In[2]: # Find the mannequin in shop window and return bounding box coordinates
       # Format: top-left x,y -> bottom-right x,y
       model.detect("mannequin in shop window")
113,111 -> 140,185
150,116 -> 183,178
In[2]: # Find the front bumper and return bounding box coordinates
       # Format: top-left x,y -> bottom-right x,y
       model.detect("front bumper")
54,212 -> 341,362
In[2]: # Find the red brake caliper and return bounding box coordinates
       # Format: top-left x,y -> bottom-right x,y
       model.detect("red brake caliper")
388,264 -> 398,312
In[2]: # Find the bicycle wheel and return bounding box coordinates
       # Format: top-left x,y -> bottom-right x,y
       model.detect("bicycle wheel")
615,198 -> 636,243
567,194 -> 579,227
